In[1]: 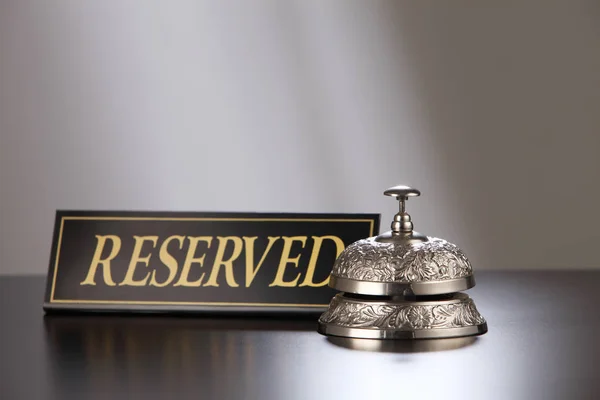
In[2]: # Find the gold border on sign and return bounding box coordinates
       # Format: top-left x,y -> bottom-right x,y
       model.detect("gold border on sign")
50,216 -> 375,307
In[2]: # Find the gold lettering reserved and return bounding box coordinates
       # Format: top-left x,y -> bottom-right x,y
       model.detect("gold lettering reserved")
150,235 -> 185,287
204,236 -> 243,287
269,236 -> 307,287
173,236 -> 213,287
80,235 -> 122,286
242,236 -> 280,287
299,235 -> 344,287
119,236 -> 158,286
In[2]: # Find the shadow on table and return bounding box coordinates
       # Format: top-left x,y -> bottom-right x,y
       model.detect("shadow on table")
326,336 -> 478,353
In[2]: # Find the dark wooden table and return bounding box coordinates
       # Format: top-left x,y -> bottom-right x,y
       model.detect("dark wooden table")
1,271 -> 599,400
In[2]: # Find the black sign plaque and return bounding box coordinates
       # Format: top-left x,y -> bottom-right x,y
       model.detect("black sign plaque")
43,211 -> 379,314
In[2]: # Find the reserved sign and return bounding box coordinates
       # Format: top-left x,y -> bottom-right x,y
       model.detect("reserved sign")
43,211 -> 379,314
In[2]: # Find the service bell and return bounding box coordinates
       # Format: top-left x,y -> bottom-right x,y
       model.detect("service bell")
318,185 -> 487,340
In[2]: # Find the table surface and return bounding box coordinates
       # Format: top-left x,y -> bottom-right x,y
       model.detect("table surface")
2,271 -> 600,400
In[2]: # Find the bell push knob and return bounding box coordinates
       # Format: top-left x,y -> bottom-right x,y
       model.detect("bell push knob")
384,185 -> 420,234
375,185 -> 427,244
383,185 -> 421,198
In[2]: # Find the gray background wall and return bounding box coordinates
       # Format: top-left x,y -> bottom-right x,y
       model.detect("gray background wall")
1,0 -> 599,275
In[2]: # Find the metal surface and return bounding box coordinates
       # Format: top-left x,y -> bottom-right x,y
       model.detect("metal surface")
329,275 -> 475,296
383,185 -> 422,198
319,324 -> 486,339
379,185 -> 426,243
318,293 -> 487,339
329,236 -> 474,292
374,230 -> 429,244
321,184 -> 486,339
329,186 -> 475,297
3,272 -> 600,400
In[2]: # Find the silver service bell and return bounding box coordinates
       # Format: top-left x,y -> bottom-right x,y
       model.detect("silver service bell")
318,185 -> 488,340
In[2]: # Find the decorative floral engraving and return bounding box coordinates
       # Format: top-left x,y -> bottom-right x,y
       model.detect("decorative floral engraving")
332,237 -> 472,282
318,296 -> 486,330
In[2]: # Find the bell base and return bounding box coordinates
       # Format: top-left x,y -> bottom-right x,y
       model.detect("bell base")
329,275 -> 475,296
318,292 -> 487,340
318,322 -> 487,340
